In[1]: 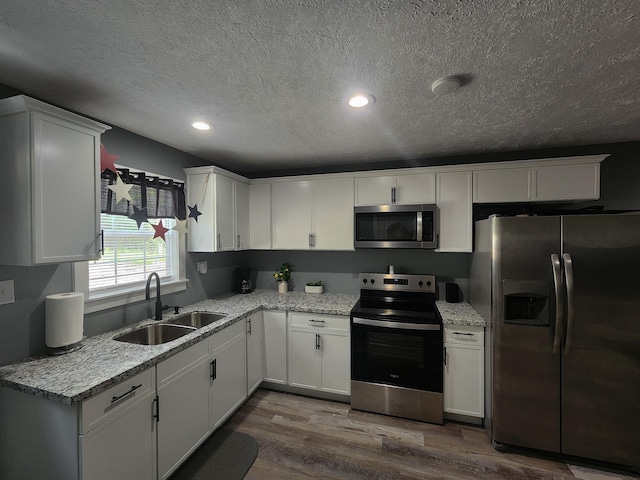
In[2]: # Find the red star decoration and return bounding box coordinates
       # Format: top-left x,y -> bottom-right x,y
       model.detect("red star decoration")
100,144 -> 119,173
152,220 -> 170,241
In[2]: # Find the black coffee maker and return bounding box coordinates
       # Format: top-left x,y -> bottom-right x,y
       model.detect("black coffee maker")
233,267 -> 253,294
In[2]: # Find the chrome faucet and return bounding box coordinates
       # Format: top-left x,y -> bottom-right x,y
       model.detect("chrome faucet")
145,272 -> 164,320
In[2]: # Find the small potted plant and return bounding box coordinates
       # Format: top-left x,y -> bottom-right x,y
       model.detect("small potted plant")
273,262 -> 293,293
305,280 -> 324,294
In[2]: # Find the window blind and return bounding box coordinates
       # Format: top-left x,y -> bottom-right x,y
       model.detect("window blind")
89,214 -> 178,292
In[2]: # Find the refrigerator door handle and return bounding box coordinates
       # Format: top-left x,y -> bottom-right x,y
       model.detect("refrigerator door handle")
551,254 -> 564,354
562,253 -> 575,355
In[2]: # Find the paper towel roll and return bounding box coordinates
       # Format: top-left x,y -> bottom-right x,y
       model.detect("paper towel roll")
45,292 -> 84,348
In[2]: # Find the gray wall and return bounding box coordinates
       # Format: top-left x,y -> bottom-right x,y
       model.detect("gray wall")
1,81 -> 639,366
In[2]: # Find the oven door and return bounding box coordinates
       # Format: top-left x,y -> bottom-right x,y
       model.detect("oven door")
351,316 -> 443,393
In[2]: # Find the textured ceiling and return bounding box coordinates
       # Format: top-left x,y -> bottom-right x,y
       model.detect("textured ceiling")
0,1 -> 638,175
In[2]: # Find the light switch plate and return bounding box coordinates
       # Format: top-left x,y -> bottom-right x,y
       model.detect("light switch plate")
0,280 -> 15,305
197,261 -> 208,274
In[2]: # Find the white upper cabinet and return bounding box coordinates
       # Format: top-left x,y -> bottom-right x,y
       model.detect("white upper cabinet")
184,167 -> 250,252
355,173 -> 436,206
436,171 -> 473,253
473,156 -> 605,203
272,177 -> 354,250
249,183 -> 271,249
0,95 -> 110,265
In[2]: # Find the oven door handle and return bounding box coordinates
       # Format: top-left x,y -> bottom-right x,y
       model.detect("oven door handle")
352,317 -> 441,331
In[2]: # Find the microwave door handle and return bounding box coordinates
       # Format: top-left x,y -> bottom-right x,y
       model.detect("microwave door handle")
416,212 -> 423,242
551,254 -> 564,355
562,253 -> 575,355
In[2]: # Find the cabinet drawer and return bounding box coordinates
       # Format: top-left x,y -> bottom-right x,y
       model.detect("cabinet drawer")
81,368 -> 155,434
210,319 -> 246,352
157,339 -> 209,387
288,312 -> 348,331
444,325 -> 484,346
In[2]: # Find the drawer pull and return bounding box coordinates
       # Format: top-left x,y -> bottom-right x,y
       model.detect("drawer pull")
309,319 -> 325,325
453,332 -> 474,336
111,384 -> 142,406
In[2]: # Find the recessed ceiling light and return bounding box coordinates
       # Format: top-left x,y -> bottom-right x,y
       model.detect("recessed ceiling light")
192,121 -> 212,131
431,76 -> 462,96
348,93 -> 375,108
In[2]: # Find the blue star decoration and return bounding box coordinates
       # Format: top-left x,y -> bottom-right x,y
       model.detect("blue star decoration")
128,205 -> 149,229
188,204 -> 202,222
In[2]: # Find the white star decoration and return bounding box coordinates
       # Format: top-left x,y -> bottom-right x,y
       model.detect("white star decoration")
172,218 -> 189,236
108,174 -> 133,204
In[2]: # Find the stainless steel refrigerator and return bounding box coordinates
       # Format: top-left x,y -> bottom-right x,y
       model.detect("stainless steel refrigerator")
470,214 -> 640,469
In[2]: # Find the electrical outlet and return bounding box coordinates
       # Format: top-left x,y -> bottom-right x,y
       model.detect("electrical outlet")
197,261 -> 208,274
0,280 -> 15,305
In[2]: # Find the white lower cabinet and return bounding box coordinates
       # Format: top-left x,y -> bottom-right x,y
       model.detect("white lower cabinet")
210,320 -> 247,430
287,312 -> 350,395
443,325 -> 484,418
156,340 -> 211,480
81,390 -> 157,480
263,310 -> 288,384
246,312 -> 265,395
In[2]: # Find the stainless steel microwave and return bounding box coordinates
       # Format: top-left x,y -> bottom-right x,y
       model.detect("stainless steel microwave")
354,204 -> 438,249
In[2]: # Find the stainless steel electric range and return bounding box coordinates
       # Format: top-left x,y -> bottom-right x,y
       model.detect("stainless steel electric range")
350,273 -> 443,424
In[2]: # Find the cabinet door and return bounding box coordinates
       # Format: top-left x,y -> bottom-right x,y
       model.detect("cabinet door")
312,177 -> 354,250
247,312 -> 264,395
444,343 -> 484,417
534,163 -> 600,201
319,333 -> 350,395
186,172 -> 215,252
288,329 -> 321,390
210,333 -> 247,430
436,171 -> 472,253
235,181 -> 250,250
355,176 -> 394,205
395,173 -> 436,204
157,342 -> 211,480
272,180 -> 313,249
473,168 -> 532,203
263,310 -> 287,384
34,113 -> 101,263
215,175 -> 235,251
249,183 -> 271,249
80,392 -> 156,480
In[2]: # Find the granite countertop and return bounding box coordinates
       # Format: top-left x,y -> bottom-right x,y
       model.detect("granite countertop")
436,300 -> 486,327
0,290 -> 358,405
0,291 -> 483,406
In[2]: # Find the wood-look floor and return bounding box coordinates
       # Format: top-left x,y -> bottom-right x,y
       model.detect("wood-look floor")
226,389 -> 639,480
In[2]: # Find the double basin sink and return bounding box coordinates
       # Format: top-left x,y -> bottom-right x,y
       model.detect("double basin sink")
113,312 -> 226,345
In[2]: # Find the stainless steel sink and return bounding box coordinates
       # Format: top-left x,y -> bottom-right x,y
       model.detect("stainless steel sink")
165,312 -> 226,328
114,324 -> 197,345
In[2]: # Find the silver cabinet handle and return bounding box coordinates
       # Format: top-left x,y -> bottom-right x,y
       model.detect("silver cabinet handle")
247,318 -> 252,335
237,234 -> 240,249
551,254 -> 564,355
391,186 -> 396,204
309,233 -> 315,248
217,233 -> 221,250
453,332 -> 473,336
315,333 -> 320,350
210,359 -> 217,381
309,319 -> 325,326
562,253 -> 575,355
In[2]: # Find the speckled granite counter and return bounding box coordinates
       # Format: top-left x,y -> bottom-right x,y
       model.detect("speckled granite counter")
436,301 -> 486,327
0,290 -> 358,405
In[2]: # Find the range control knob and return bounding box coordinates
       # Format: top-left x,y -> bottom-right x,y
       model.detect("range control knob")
370,279 -> 375,284
426,280 -> 432,287
418,281 -> 423,287
363,278 -> 368,284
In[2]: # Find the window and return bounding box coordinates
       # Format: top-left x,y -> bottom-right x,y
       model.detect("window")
73,165 -> 188,313
89,214 -> 179,292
